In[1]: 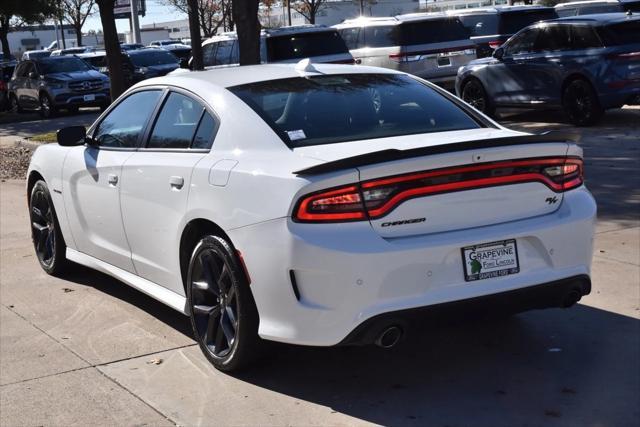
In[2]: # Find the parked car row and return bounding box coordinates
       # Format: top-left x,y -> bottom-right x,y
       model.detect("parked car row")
456,12 -> 640,125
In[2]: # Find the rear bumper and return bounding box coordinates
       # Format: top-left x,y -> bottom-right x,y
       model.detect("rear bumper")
228,186 -> 596,347
341,274 -> 591,345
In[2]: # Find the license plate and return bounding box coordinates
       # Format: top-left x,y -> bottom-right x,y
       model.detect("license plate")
461,239 -> 519,282
437,56 -> 451,67
83,94 -> 95,101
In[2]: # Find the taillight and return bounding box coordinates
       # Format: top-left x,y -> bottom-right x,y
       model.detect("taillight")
293,157 -> 583,223
607,51 -> 640,60
0,80 -> 6,91
488,41 -> 502,49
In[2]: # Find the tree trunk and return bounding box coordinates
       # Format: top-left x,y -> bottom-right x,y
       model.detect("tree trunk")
287,1 -> 292,26
232,0 -> 260,65
75,24 -> 82,46
187,0 -> 203,70
97,0 -> 125,100
0,17 -> 10,59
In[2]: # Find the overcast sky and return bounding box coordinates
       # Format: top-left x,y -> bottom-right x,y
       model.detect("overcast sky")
83,0 -> 187,33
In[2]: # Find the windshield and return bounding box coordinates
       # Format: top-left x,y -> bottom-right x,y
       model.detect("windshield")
267,31 -> 349,61
399,18 -> 470,45
598,21 -> 640,45
499,10 -> 558,34
458,14 -> 499,37
229,74 -> 481,147
130,50 -> 178,66
39,57 -> 91,74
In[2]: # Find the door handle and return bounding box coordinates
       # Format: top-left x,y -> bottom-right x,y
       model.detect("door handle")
107,174 -> 118,186
169,176 -> 184,190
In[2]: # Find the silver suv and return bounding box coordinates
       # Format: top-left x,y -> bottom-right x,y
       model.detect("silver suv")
179,25 -> 353,71
334,14 -> 476,89
8,56 -> 110,118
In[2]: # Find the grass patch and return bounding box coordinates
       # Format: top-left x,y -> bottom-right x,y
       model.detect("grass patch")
29,131 -> 58,143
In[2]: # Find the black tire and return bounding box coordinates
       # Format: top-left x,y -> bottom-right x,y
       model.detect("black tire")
186,235 -> 260,372
29,180 -> 68,275
462,78 -> 495,116
9,94 -> 23,113
562,78 -> 603,126
38,92 -> 57,118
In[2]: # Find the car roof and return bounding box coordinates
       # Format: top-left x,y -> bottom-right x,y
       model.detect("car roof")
552,11 -> 638,24
138,63 -> 401,91
127,48 -> 172,55
334,16 -> 400,27
203,24 -> 337,45
395,12 -> 461,22
555,0 -> 620,7
447,5 -> 555,15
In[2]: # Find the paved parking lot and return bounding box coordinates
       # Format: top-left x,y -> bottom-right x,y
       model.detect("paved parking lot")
0,108 -> 638,426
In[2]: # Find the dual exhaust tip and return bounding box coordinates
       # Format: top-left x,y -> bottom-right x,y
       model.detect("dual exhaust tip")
374,325 -> 403,349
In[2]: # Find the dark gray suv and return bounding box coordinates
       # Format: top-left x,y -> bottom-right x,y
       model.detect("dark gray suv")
8,56 -> 111,117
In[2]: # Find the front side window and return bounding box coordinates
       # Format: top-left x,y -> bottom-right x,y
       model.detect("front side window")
94,90 -> 162,148
505,28 -> 540,56
363,25 -> 399,48
214,41 -> 234,65
537,25 -> 571,52
203,43 -> 217,66
339,27 -> 361,50
230,74 -> 481,148
147,92 -> 203,149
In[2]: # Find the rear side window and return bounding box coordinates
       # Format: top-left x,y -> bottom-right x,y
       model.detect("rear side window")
229,74 -> 481,148
266,31 -> 350,61
571,25 -> 603,49
95,90 -> 162,148
364,25 -> 399,47
598,21 -> 640,46
214,41 -> 234,65
192,112 -> 219,149
499,10 -> 558,35
148,92 -> 204,149
339,27 -> 361,50
399,18 -> 470,45
458,14 -> 499,37
579,4 -> 622,14
556,7 -> 577,18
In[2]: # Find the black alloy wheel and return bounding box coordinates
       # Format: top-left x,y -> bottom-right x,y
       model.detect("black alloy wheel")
10,94 -> 23,113
187,235 -> 260,372
462,78 -> 494,116
29,180 -> 67,275
39,92 -> 56,118
563,79 -> 603,126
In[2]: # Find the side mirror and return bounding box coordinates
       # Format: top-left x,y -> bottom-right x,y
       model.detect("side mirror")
179,57 -> 189,69
493,47 -> 504,60
57,126 -> 87,146
28,71 -> 37,79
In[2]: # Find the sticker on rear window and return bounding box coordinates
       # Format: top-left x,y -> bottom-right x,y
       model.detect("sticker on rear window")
287,129 -> 306,141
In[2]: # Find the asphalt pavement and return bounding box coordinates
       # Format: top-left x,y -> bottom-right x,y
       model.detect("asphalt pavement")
0,108 -> 638,426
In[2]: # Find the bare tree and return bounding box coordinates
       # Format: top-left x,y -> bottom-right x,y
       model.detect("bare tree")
60,0 -> 96,46
0,0 -> 57,58
292,0 -> 328,25
96,0 -> 125,99
232,0 -> 259,65
162,0 -> 229,38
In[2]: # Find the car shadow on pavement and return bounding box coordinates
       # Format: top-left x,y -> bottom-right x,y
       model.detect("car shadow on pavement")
60,263 -> 193,338
234,305 -> 639,426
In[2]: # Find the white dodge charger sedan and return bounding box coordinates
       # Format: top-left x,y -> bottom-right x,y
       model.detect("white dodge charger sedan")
27,62 -> 596,371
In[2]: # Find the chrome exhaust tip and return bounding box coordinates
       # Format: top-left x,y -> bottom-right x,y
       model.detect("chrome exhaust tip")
375,326 -> 403,349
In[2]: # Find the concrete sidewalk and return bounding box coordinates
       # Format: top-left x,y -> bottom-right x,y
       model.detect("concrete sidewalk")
0,109 -> 638,426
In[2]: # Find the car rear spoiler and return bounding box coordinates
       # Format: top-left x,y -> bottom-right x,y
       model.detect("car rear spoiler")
293,130 -> 579,176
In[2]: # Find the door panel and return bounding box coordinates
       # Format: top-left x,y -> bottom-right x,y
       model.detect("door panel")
62,147 -> 137,271
120,152 -> 206,292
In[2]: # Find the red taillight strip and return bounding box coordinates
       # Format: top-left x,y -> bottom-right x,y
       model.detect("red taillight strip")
295,185 -> 365,222
361,158 -> 568,189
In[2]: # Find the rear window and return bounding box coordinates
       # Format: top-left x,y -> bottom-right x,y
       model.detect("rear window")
458,14 -> 499,37
229,74 -> 481,148
399,18 -> 470,45
499,10 -> 558,34
266,31 -> 349,61
129,50 -> 179,67
598,21 -> 640,45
